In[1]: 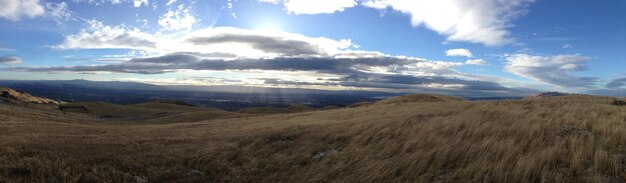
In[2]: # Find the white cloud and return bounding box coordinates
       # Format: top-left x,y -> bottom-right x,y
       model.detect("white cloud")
54,21 -> 357,59
71,0 -> 148,7
158,4 -> 198,31
46,2 -> 72,24
165,0 -> 176,6
258,0 -> 280,4
562,44 -> 572,48
0,56 -> 22,64
505,54 -> 597,87
362,0 -> 534,46
445,48 -> 473,58
0,47 -> 15,51
133,0 -> 148,7
465,59 -> 487,65
258,0 -> 534,45
259,0 -> 357,14
55,20 -> 158,50
0,0 -> 45,21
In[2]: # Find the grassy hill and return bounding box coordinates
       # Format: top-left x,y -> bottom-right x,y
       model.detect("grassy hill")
236,107 -> 293,114
59,100 -> 232,122
376,94 -> 467,105
1,93 -> 626,182
236,104 -> 318,114
145,110 -> 248,123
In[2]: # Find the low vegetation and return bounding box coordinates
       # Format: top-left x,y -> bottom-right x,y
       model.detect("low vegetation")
613,99 -> 626,106
0,92 -> 625,182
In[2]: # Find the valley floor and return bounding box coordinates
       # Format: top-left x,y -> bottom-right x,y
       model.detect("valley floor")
1,95 -> 625,182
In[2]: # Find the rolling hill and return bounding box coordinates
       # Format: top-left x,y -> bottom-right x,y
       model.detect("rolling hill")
0,88 -> 625,182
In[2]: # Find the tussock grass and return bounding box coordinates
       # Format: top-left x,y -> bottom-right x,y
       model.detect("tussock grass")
0,95 -> 625,182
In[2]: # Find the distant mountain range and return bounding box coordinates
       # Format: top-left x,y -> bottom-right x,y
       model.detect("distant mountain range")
0,80 -> 524,110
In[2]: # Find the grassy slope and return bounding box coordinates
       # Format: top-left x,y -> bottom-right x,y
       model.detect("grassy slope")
375,94 -> 467,105
144,110 -> 248,123
60,101 -> 234,123
236,107 -> 292,114
237,104 -> 316,114
129,101 -> 221,113
1,95 -> 625,182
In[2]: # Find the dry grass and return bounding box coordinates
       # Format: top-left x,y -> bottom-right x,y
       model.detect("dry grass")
1,95 -> 625,182
375,94 -> 466,105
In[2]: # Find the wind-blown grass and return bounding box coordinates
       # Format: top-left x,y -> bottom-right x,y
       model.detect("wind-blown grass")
0,95 -> 625,182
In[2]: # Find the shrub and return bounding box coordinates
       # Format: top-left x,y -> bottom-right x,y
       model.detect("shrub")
612,99 -> 626,106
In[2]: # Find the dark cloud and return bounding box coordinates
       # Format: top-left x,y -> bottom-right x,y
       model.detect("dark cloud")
12,53 -> 418,74
10,53 -> 539,96
526,72 -> 597,88
607,78 -> 626,89
175,52 -> 238,58
337,72 -> 524,92
259,74 -> 538,97
0,56 -> 21,64
187,34 -> 325,56
132,54 -> 200,64
89,33 -> 156,49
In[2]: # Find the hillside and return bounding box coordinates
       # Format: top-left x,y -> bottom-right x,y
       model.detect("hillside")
1,92 -> 626,182
376,94 -> 467,105
236,104 -> 317,114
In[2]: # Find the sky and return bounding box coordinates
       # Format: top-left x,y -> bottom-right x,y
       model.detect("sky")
0,0 -> 625,97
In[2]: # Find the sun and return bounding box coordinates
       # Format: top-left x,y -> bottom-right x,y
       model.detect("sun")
253,19 -> 285,33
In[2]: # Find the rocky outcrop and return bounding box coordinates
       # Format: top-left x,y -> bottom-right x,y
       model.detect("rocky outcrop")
0,87 -> 63,105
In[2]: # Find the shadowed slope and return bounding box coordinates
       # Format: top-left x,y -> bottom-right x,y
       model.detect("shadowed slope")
129,100 -> 210,113
236,107 -> 292,114
236,104 -> 318,114
145,110 -> 248,123
286,104 -> 316,113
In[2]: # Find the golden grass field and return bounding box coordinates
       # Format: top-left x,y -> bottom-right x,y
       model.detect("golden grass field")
1,93 -> 626,182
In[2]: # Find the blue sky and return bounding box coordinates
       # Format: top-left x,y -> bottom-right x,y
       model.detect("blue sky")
0,0 -> 624,97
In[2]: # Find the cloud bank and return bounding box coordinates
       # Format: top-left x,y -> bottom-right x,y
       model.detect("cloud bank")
505,54 -> 597,88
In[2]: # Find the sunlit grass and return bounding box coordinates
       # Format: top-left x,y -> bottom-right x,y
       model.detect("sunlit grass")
0,95 -> 625,182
